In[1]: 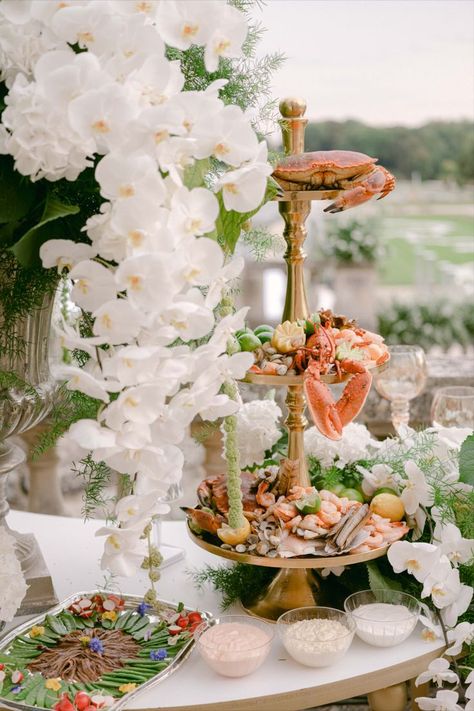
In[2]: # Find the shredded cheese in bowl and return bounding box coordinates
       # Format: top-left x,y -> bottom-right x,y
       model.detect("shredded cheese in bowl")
277,607 -> 355,668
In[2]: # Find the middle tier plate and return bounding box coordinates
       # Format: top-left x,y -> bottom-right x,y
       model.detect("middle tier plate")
242,358 -> 389,387
188,525 -> 388,569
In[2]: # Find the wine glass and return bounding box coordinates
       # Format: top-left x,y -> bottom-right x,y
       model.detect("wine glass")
374,345 -> 427,433
431,386 -> 474,429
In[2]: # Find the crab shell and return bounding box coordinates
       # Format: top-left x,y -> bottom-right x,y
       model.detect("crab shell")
273,150 -> 377,186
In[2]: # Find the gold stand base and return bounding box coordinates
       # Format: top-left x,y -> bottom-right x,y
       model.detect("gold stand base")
368,682 -> 407,711
241,567 -> 348,621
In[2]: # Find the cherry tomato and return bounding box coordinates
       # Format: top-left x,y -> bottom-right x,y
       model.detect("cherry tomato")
188,622 -> 201,634
176,616 -> 189,628
188,612 -> 202,624
75,692 -> 92,711
0,663 -> 4,670
168,625 -> 182,635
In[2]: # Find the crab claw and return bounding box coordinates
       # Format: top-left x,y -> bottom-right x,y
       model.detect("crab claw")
182,507 -> 224,536
324,166 -> 395,213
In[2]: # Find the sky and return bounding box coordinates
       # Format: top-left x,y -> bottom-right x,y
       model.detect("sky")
255,0 -> 474,126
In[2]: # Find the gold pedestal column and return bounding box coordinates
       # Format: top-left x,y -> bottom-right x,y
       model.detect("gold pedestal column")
244,98 -> 316,619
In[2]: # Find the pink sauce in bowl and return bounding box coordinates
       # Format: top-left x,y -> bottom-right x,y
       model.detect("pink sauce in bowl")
197,615 -> 273,677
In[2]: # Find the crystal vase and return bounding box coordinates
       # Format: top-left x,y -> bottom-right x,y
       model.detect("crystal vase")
0,288 -> 57,577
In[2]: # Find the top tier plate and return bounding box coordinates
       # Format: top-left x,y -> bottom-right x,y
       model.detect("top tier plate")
274,188 -> 342,202
242,358 -> 389,387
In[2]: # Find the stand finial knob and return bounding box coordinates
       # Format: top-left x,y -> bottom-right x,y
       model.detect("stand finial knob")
279,97 -> 307,118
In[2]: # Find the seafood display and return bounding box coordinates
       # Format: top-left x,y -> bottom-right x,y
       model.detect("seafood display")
0,592 -> 209,711
272,150 -> 396,212
185,464 -> 408,560
236,310 -> 389,440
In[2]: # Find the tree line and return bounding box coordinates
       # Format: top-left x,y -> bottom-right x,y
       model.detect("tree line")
303,119 -> 474,183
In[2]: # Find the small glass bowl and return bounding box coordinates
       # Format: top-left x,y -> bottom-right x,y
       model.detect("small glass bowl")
277,606 -> 355,668
344,589 -> 420,647
195,614 -> 273,677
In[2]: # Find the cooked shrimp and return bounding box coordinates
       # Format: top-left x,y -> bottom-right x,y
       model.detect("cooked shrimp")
287,485 -> 315,501
318,500 -> 342,526
273,501 -> 298,522
256,481 -> 275,508
319,489 -> 343,509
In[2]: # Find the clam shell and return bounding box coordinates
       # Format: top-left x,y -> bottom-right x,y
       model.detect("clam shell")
256,541 -> 270,555
263,345 -> 277,355
267,549 -> 278,558
276,364 -> 288,375
235,544 -> 247,553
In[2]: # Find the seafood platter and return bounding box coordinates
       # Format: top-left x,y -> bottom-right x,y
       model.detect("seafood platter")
0,592 -> 211,711
185,463 -> 408,565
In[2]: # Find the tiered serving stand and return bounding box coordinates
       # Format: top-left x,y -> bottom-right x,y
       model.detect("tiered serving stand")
189,97 -> 389,621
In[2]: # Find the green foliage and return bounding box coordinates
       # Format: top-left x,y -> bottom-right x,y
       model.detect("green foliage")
189,562 -> 275,609
367,561 -> 402,592
0,155 -> 38,226
241,226 -> 284,261
378,301 -> 474,352
0,251 -> 58,361
71,453 -> 113,520
32,385 -> 102,458
459,434 -> 474,486
305,118 -> 474,183
11,195 -> 80,268
321,217 -> 383,265
0,370 -> 40,402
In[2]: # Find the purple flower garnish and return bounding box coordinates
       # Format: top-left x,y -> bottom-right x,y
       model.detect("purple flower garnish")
150,649 -> 168,661
11,686 -> 23,694
88,636 -> 104,654
136,602 -> 151,617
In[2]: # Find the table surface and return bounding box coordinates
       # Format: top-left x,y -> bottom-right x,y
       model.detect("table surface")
7,511 -> 444,711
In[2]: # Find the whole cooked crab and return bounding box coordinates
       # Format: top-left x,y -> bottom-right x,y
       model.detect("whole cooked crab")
273,150 -> 395,212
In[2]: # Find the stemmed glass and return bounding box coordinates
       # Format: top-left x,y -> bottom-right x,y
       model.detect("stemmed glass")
374,345 -> 427,432
431,386 -> 474,429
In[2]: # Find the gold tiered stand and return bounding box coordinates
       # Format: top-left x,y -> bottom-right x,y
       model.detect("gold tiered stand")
189,97 -> 388,621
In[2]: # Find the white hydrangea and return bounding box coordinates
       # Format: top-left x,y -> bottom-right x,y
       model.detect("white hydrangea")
0,527 -> 28,621
304,422 -> 378,469
234,399 -> 282,468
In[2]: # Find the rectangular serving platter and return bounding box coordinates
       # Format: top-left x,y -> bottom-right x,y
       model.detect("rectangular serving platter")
0,591 -> 213,711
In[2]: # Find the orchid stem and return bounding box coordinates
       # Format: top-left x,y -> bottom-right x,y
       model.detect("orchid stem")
435,609 -> 465,698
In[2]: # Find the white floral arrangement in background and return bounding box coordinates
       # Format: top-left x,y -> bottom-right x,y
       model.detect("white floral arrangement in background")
0,527 -> 28,621
233,398 -> 282,468
304,421 -> 379,470
0,0 -> 275,610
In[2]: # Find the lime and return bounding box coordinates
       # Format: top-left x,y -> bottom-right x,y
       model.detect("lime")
373,487 -> 399,497
235,328 -> 253,338
254,324 -> 274,335
256,330 -> 274,344
295,492 -> 321,515
370,493 -> 405,522
327,483 -> 345,496
343,474 -> 360,490
340,488 -> 365,504
237,332 -> 262,352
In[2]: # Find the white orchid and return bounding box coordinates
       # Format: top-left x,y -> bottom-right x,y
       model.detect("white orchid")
205,257 -> 244,309
93,299 -> 143,344
415,657 -> 459,688
1,0 -> 273,594
217,141 -> 272,212
420,612 -> 443,642
95,523 -> 148,577
422,556 -> 462,609
442,583 -> 473,627
115,493 -> 169,527
446,621 -> 474,656
69,259 -> 117,312
193,104 -> 258,166
415,690 -> 463,711
388,541 -> 441,582
40,240 -> 96,272
434,522 -> 474,567
400,460 -> 434,515
169,187 -> 219,240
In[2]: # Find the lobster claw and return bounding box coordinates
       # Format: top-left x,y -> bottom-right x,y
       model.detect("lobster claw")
303,361 -> 343,440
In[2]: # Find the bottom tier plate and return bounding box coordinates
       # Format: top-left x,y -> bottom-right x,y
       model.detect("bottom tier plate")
187,526 -> 388,568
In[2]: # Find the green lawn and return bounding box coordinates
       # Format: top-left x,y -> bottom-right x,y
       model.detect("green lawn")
378,214 -> 474,285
